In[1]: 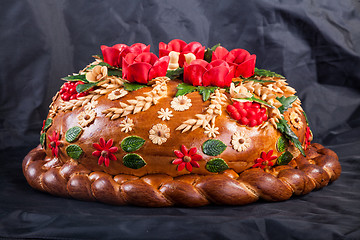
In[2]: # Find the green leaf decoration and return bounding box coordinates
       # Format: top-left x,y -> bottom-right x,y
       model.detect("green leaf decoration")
276,135 -> 289,152
202,139 -> 227,156
166,68 -> 184,80
97,61 -> 112,67
120,136 -> 145,152
204,43 -> 221,63
61,74 -> 88,83
175,82 -> 197,97
234,95 -> 275,109
76,82 -> 98,93
303,111 -> 309,126
277,151 -> 293,165
123,153 -> 147,169
66,144 -> 83,160
254,68 -> 285,78
276,96 -> 298,114
108,68 -> 122,77
198,86 -> 218,101
123,82 -> 148,91
242,78 -> 275,84
40,132 -> 46,148
276,117 -> 305,156
65,126 -> 83,143
205,158 -> 229,173
43,118 -> 53,132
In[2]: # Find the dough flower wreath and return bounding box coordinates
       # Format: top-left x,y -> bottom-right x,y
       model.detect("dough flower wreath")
23,39 -> 341,207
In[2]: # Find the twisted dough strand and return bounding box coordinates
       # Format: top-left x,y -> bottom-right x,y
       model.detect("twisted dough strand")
22,143 -> 341,207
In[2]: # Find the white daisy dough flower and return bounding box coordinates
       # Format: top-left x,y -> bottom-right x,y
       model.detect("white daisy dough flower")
84,100 -> 98,111
77,109 -> 96,127
289,112 -> 303,129
171,95 -> 192,111
120,118 -> 134,133
149,123 -> 170,145
204,124 -> 220,138
157,108 -> 173,121
231,131 -> 251,152
108,89 -> 128,101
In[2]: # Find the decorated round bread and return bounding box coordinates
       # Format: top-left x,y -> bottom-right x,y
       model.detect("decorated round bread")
22,40 -> 341,207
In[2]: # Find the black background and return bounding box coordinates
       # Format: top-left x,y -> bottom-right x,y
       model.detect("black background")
1,0 -> 360,239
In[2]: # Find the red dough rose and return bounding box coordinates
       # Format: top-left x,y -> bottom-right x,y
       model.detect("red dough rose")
212,46 -> 256,78
101,43 -> 150,68
183,59 -> 235,87
122,52 -> 170,84
159,39 -> 205,67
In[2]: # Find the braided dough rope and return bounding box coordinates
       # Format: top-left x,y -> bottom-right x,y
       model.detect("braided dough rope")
22,143 -> 341,207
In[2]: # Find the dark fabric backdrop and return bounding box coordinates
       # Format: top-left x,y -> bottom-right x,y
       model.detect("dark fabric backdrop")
0,0 -> 359,239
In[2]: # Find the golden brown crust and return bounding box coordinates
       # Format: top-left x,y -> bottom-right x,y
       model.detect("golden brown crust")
42,79 -> 307,177
22,143 -> 341,207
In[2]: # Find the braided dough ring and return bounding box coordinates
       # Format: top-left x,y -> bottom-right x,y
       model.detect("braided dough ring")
22,143 -> 340,207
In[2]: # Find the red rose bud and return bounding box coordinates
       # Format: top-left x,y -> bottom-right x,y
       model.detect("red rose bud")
101,43 -> 150,68
183,59 -> 234,87
159,39 -> 205,67
212,46 -> 256,78
122,52 -> 170,84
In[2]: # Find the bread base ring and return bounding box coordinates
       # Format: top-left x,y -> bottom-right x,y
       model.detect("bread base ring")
22,143 -> 341,207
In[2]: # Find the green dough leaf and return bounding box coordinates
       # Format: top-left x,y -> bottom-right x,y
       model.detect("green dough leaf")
61,74 -> 88,83
204,43 -> 220,63
120,136 -> 145,152
166,68 -> 184,80
43,118 -> 53,132
303,111 -> 309,126
276,96 -> 298,114
108,68 -> 122,77
76,82 -> 98,93
276,117 -> 305,156
123,82 -> 148,91
234,96 -> 275,109
254,68 -> 285,78
241,78 -> 275,84
175,82 -> 197,97
198,86 -> 218,101
277,151 -> 293,165
202,139 -> 227,156
66,144 -> 83,160
40,133 -> 46,148
205,158 -> 229,173
123,153 -> 147,169
65,126 -> 83,143
276,135 -> 289,153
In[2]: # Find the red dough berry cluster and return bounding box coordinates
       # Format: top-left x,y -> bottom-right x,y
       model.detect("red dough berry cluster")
227,101 -> 268,127
60,81 -> 88,101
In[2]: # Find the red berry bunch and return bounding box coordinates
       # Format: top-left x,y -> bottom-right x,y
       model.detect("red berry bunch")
227,101 -> 268,127
60,81 -> 88,101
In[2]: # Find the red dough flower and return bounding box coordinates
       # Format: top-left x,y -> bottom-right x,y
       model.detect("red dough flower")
122,52 -> 170,84
159,39 -> 205,67
212,46 -> 256,78
172,145 -> 202,172
101,43 -> 150,68
252,150 -> 277,169
92,138 -> 118,167
48,131 -> 61,157
183,59 -> 235,87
